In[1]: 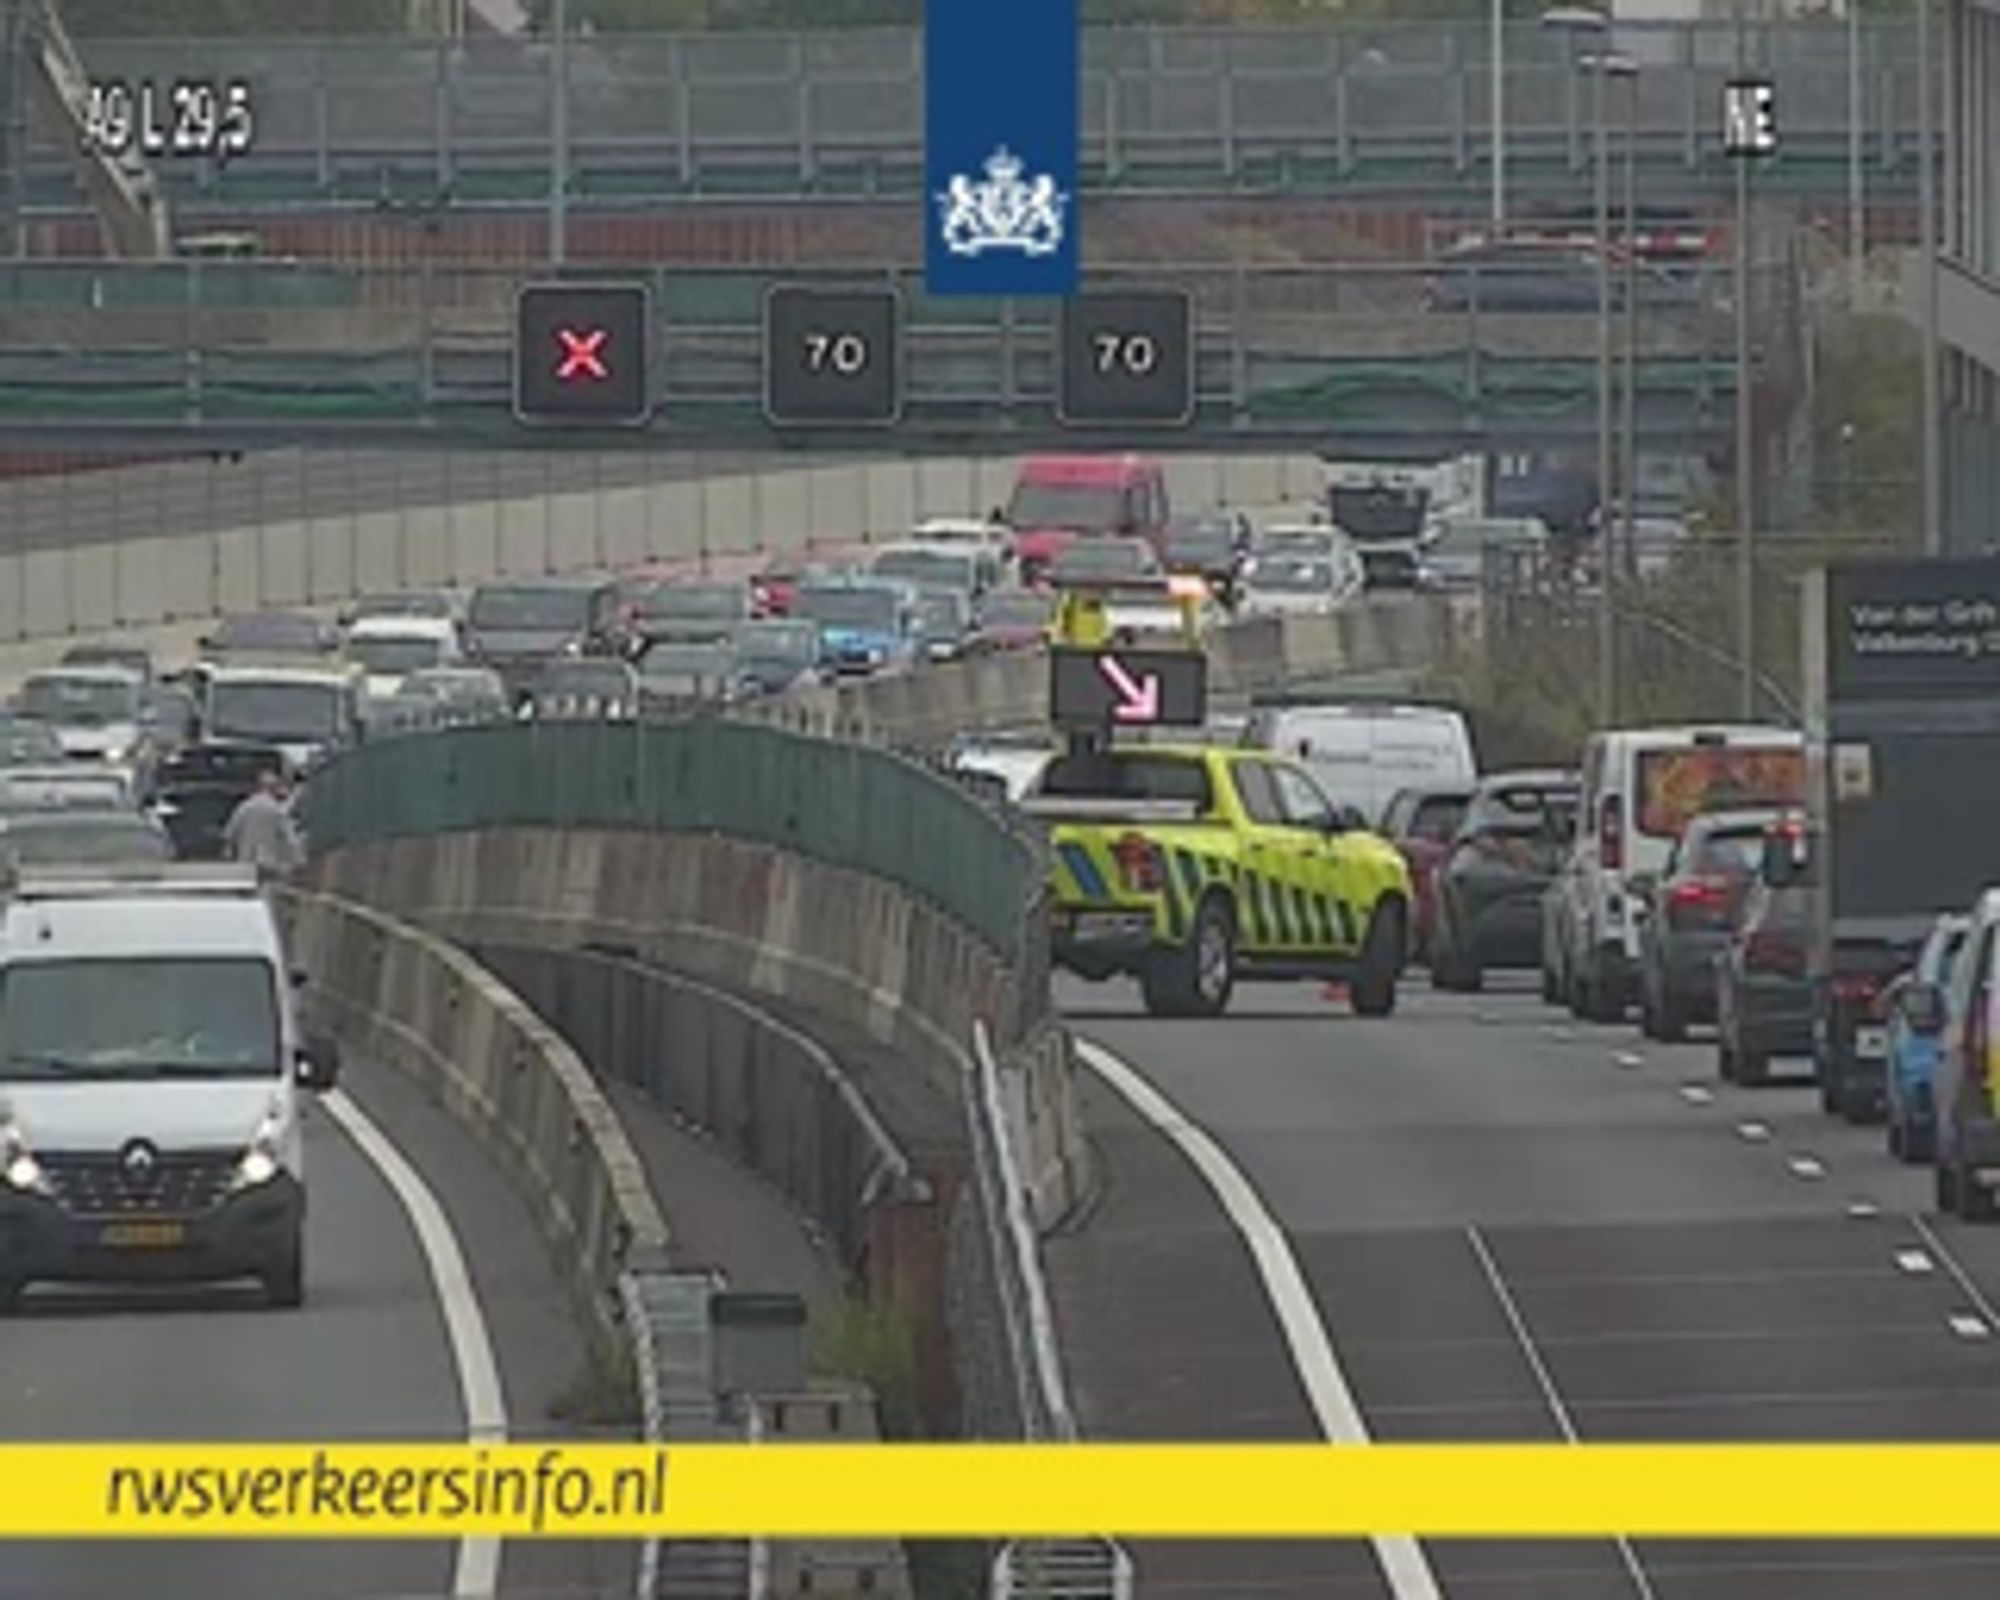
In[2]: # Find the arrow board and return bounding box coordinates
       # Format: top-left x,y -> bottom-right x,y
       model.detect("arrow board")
1049,647 -> 1207,729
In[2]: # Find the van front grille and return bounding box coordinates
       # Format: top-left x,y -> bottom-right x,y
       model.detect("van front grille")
40,1151 -> 238,1217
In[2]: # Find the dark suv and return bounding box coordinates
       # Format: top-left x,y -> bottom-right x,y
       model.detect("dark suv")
1635,807 -> 1787,1042
1714,871 -> 1815,1086
1429,770 -> 1579,992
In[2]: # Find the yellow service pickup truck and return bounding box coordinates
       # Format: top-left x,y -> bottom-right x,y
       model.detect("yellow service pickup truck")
1022,743 -> 1412,1017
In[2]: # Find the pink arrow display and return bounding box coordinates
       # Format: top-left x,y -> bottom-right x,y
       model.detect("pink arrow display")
1098,653 -> 1161,722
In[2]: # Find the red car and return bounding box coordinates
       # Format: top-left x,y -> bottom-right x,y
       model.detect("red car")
751,556 -> 801,618
1378,783 -> 1476,962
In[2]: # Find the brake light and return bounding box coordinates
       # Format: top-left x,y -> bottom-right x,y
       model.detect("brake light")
1111,832 -> 1166,893
1831,971 -> 1881,1008
1667,876 -> 1730,925
1598,795 -> 1623,872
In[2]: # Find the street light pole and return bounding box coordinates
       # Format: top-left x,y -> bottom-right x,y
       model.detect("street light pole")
1619,62 -> 1639,586
1733,1 -> 1755,718
1593,59 -> 1614,725
1492,0 -> 1507,229
1917,0 -> 1942,554
550,0 -> 570,265
1847,0 -> 1865,307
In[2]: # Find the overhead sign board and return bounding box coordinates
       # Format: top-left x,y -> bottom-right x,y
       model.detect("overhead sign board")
1058,290 -> 1195,427
513,282 -> 652,427
763,285 -> 901,427
1823,556 -> 2000,703
924,0 -> 1078,297
1050,647 -> 1206,729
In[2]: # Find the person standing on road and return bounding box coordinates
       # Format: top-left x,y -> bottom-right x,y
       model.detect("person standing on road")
223,766 -> 305,876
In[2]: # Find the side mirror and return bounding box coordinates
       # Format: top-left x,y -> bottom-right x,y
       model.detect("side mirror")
1626,870 -> 1659,904
290,966 -> 309,990
295,1037 -> 340,1092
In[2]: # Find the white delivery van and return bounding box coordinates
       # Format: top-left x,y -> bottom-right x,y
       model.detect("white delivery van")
0,864 -> 338,1311
1241,700 -> 1477,828
1547,724 -> 1804,1022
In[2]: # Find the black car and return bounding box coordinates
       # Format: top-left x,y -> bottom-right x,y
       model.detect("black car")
150,742 -> 288,859
1429,770 -> 1580,991
1634,807 -> 1787,1042
1714,874 -> 1815,1086
1159,512 -> 1249,603
464,576 -> 623,696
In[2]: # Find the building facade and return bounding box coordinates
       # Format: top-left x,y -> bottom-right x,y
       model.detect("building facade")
1943,0 -> 2000,551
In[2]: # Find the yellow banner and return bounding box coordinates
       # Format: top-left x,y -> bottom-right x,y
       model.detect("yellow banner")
14,1443 -> 2000,1537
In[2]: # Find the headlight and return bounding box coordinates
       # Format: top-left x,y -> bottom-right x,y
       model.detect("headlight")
233,1110 -> 285,1190
1,1122 -> 45,1194
867,647 -> 886,664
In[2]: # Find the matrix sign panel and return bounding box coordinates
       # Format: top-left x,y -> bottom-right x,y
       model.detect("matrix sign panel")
764,286 -> 901,427
514,282 -> 652,427
1058,290 -> 1195,427
1050,647 -> 1207,729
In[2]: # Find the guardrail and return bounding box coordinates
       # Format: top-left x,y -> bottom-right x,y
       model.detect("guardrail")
31,19 -> 1921,214
281,883 -> 673,1352
298,716 -> 1041,964
0,258 -> 1754,447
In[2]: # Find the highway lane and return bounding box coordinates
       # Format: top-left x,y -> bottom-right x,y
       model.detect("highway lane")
0,1056 -> 607,1600
1050,971 -> 2000,1599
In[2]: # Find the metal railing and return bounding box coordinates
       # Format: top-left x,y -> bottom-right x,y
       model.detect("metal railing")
0,257 -> 1762,449
21,19 -> 1924,213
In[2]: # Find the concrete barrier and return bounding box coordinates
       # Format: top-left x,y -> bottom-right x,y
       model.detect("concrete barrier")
741,593 -> 1472,751
0,451 -> 1324,649
309,825 -> 1090,1233
280,883 -> 671,1353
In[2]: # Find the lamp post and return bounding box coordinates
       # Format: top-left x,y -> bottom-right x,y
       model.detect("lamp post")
1545,6 -> 1614,724
1847,0 -> 1866,307
550,0 -> 570,265
1732,0 -> 1755,718
1492,0 -> 1508,229
1589,53 -> 1641,585
1918,0 -> 1941,554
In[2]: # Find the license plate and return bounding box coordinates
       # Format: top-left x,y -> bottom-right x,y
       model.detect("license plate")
1855,1026 -> 1889,1060
100,1221 -> 185,1249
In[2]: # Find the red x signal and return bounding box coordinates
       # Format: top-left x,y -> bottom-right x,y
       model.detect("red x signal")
555,326 -> 609,383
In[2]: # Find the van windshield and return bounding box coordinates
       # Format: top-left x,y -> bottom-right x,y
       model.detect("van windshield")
0,957 -> 280,1081
1635,746 -> 1804,839
1007,481 -> 1125,534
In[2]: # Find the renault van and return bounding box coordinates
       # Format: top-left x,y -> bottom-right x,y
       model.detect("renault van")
0,865 -> 336,1310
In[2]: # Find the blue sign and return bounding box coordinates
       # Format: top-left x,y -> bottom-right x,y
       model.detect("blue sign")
925,0 -> 1079,298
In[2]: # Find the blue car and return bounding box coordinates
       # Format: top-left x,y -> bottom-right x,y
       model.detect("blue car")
1883,911 -> 1972,1164
793,578 -> 919,677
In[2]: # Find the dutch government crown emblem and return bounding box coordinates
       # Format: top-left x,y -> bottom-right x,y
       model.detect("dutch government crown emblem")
938,146 -> 1067,258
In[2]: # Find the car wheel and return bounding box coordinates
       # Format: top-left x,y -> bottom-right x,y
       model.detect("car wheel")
1351,902 -> 1403,1019
1540,959 -> 1561,1005
1840,1080 -> 1885,1127
1580,950 -> 1625,1025
1817,1063 -> 1842,1115
1716,1030 -> 1738,1084
0,1277 -> 21,1315
1887,1113 -> 1907,1162
263,1237 -> 305,1310
1141,896 -> 1235,1020
1905,1121 -> 1937,1165
1735,1040 -> 1770,1088
1654,987 -> 1690,1045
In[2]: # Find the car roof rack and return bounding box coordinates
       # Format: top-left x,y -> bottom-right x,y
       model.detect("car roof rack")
3,862 -> 263,900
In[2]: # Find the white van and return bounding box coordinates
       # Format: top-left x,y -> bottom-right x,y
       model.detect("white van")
1241,700 -> 1477,828
1547,724 -> 1804,1021
0,864 -> 337,1311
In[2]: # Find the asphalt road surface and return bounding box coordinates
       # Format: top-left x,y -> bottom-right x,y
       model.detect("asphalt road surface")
0,1057 -> 611,1600
1048,969 -> 2000,1599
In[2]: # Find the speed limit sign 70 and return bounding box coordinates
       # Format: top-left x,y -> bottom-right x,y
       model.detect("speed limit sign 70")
1059,290 -> 1195,427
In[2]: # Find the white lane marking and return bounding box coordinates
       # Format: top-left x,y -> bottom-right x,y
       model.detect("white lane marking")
1679,1085 -> 1715,1107
1464,1227 -> 1660,1600
1074,1038 -> 1441,1600
1735,1121 -> 1772,1143
1947,1314 -> 1992,1341
1910,1214 -> 2000,1334
1614,1051 -> 1645,1070
323,1090 -> 506,1598
1845,1200 -> 1881,1220
1894,1249 -> 1936,1276
1786,1156 -> 1827,1181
